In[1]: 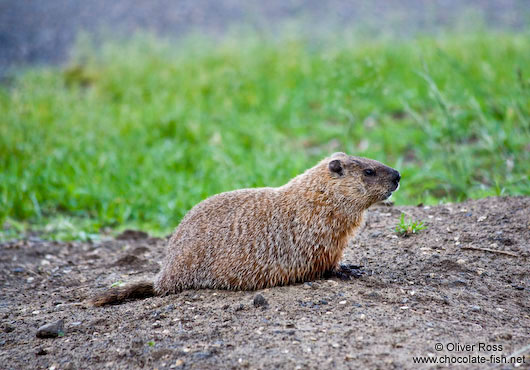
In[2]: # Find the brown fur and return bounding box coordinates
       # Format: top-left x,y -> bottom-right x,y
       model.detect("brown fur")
92,281 -> 154,306
91,153 -> 400,306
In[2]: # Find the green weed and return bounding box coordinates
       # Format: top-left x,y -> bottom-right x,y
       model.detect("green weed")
395,213 -> 427,236
110,281 -> 125,288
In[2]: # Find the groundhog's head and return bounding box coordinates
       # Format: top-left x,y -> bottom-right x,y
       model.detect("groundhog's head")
324,152 -> 400,209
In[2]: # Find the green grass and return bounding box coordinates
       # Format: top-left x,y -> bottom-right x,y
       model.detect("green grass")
1,32 -> 529,238
395,213 -> 427,237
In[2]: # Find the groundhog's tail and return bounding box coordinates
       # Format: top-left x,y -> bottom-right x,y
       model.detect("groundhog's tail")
91,281 -> 155,306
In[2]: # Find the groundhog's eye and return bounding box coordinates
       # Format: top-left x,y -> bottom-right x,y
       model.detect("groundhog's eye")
364,169 -> 376,176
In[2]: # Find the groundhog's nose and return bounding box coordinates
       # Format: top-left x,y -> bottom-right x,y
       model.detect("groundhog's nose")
391,169 -> 400,190
392,170 -> 401,183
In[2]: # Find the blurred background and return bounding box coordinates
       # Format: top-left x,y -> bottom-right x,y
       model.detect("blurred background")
0,0 -> 528,71
1,0 -> 529,239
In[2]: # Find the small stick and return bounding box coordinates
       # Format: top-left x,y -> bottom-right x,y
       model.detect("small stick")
461,246 -> 518,257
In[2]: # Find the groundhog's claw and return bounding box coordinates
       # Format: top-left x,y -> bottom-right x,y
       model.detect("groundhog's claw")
325,264 -> 365,280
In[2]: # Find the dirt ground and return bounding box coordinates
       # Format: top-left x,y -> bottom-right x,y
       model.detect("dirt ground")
1,196 -> 529,369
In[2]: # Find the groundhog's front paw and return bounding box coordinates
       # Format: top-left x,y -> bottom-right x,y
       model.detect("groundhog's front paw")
325,264 -> 364,280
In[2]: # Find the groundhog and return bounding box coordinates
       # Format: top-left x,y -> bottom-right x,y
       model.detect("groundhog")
92,152 -> 400,306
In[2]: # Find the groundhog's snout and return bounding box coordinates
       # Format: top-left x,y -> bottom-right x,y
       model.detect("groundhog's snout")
390,169 -> 401,191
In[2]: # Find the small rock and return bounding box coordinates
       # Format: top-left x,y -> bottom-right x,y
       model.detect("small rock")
193,351 -> 212,360
470,305 -> 481,312
116,229 -> 149,240
131,246 -> 150,255
494,332 -> 512,340
113,254 -> 145,267
36,347 -> 48,356
238,358 -> 249,367
253,294 -> 269,308
36,319 -> 65,338
366,291 -> 381,300
327,280 -> 339,287
450,279 -> 467,287
173,359 -> 185,368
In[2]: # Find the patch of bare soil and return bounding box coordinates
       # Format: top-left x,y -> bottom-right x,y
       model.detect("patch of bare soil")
1,196 -> 529,369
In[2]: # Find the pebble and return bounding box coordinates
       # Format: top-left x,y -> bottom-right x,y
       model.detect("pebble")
36,319 -> 65,338
172,359 -> 184,368
36,347 -> 48,356
253,294 -> 269,308
238,358 -> 250,367
470,305 -> 481,312
193,351 -> 212,360
327,280 -> 339,287
450,279 -> 468,287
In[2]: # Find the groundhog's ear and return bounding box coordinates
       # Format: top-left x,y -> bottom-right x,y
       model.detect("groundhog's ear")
328,159 -> 344,176
331,152 -> 346,158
